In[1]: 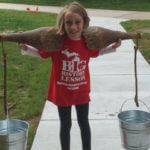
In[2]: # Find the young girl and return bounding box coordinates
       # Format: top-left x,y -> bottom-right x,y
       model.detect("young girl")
19,1 -> 121,150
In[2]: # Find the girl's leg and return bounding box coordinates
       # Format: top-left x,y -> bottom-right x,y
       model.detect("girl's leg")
57,106 -> 72,150
75,103 -> 91,150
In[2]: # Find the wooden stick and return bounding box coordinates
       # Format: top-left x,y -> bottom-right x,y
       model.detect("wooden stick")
8,103 -> 17,113
1,40 -> 8,115
134,38 -> 139,107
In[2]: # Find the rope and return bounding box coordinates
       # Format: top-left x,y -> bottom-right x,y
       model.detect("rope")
134,37 -> 139,107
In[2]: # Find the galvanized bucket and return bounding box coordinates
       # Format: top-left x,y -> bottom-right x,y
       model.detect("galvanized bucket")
0,119 -> 29,150
118,100 -> 150,150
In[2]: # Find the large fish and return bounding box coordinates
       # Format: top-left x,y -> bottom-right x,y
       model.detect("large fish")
0,26 -> 143,52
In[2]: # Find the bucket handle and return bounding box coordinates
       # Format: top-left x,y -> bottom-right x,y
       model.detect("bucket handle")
120,99 -> 150,112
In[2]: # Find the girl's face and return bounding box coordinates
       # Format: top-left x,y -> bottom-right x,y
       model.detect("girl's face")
64,11 -> 84,40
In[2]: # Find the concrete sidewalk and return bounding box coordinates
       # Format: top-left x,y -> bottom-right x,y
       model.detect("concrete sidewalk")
0,3 -> 150,150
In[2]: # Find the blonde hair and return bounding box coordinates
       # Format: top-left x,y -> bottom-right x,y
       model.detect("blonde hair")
57,1 -> 90,35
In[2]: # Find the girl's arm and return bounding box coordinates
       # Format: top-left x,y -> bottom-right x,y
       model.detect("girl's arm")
19,44 -> 42,58
100,39 -> 121,55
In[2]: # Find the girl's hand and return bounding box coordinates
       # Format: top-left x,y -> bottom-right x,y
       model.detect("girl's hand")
18,31 -> 28,51
112,39 -> 121,49
18,43 -> 28,51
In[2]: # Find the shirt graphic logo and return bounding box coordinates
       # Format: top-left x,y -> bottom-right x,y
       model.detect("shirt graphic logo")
62,49 -> 79,59
58,49 -> 87,90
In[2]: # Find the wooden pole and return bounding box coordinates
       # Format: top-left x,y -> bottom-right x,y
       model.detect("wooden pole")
1,40 -> 8,115
134,37 -> 139,107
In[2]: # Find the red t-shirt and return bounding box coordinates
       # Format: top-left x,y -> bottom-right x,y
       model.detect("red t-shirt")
39,37 -> 99,106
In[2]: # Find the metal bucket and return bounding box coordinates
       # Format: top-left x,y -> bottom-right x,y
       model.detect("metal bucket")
118,100 -> 150,150
0,119 -> 29,150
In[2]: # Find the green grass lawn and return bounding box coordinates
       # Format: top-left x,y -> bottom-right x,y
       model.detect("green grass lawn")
121,20 -> 150,64
0,9 -> 57,150
0,0 -> 150,11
